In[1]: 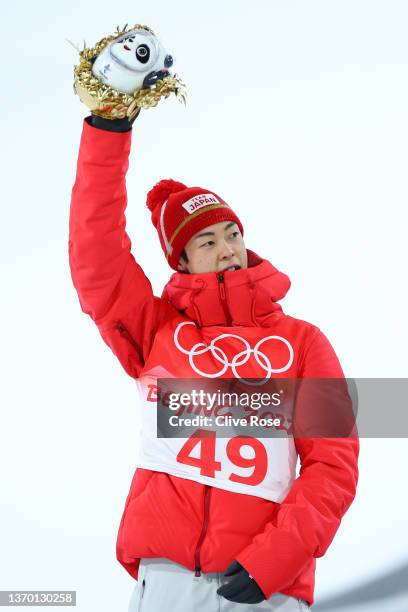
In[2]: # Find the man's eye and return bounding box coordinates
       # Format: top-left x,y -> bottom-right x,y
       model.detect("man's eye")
200,241 -> 215,248
230,232 -> 239,239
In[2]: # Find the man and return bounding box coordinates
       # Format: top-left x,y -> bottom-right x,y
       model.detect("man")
69,110 -> 359,611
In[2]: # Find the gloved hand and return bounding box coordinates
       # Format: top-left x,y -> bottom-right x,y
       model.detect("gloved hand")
88,107 -> 141,133
216,560 -> 266,604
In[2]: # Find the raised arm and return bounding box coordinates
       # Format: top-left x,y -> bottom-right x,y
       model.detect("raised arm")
68,116 -> 161,378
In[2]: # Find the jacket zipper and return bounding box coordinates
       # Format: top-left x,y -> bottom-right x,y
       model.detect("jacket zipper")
193,278 -> 229,574
217,273 -> 232,326
194,485 -> 212,577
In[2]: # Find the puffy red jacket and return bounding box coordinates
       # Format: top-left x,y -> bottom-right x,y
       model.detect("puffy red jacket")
69,118 -> 359,606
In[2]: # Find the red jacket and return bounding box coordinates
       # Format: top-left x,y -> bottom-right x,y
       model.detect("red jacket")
69,118 -> 359,606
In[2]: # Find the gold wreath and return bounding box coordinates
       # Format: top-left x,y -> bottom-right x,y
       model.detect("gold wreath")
69,23 -> 187,120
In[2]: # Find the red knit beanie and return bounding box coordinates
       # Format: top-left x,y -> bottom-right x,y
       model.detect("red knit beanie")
146,179 -> 244,270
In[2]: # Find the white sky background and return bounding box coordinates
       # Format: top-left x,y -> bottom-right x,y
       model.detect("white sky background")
1,1 -> 407,610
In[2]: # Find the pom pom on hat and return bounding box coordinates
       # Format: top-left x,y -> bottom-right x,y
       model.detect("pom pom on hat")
146,179 -> 187,225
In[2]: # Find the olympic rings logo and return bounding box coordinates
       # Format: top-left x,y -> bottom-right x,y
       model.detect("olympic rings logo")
173,321 -> 294,384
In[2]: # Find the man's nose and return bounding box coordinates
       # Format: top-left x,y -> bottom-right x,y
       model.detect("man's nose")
218,241 -> 234,259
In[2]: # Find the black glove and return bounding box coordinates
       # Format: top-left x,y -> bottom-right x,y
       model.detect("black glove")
216,560 -> 266,604
87,107 -> 141,133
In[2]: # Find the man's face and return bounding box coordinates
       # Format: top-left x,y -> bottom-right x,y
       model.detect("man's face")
177,221 -> 248,274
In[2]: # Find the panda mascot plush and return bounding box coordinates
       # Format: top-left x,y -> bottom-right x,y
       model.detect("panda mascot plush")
91,27 -> 174,94
71,23 -> 186,120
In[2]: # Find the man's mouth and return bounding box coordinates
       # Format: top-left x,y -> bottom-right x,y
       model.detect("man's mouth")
222,265 -> 241,272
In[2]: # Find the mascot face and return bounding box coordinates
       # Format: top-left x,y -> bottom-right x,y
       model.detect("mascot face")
92,28 -> 174,95
110,30 -> 162,72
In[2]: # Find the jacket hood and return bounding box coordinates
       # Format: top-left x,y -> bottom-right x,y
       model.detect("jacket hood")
161,249 -> 291,327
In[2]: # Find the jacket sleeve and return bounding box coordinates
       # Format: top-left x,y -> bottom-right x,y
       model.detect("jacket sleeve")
235,328 -> 359,599
68,118 -> 161,378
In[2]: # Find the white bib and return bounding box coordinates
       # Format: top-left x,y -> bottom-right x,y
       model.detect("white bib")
134,374 -> 298,503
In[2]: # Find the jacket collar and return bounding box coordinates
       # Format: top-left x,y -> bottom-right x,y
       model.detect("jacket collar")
161,250 -> 291,327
